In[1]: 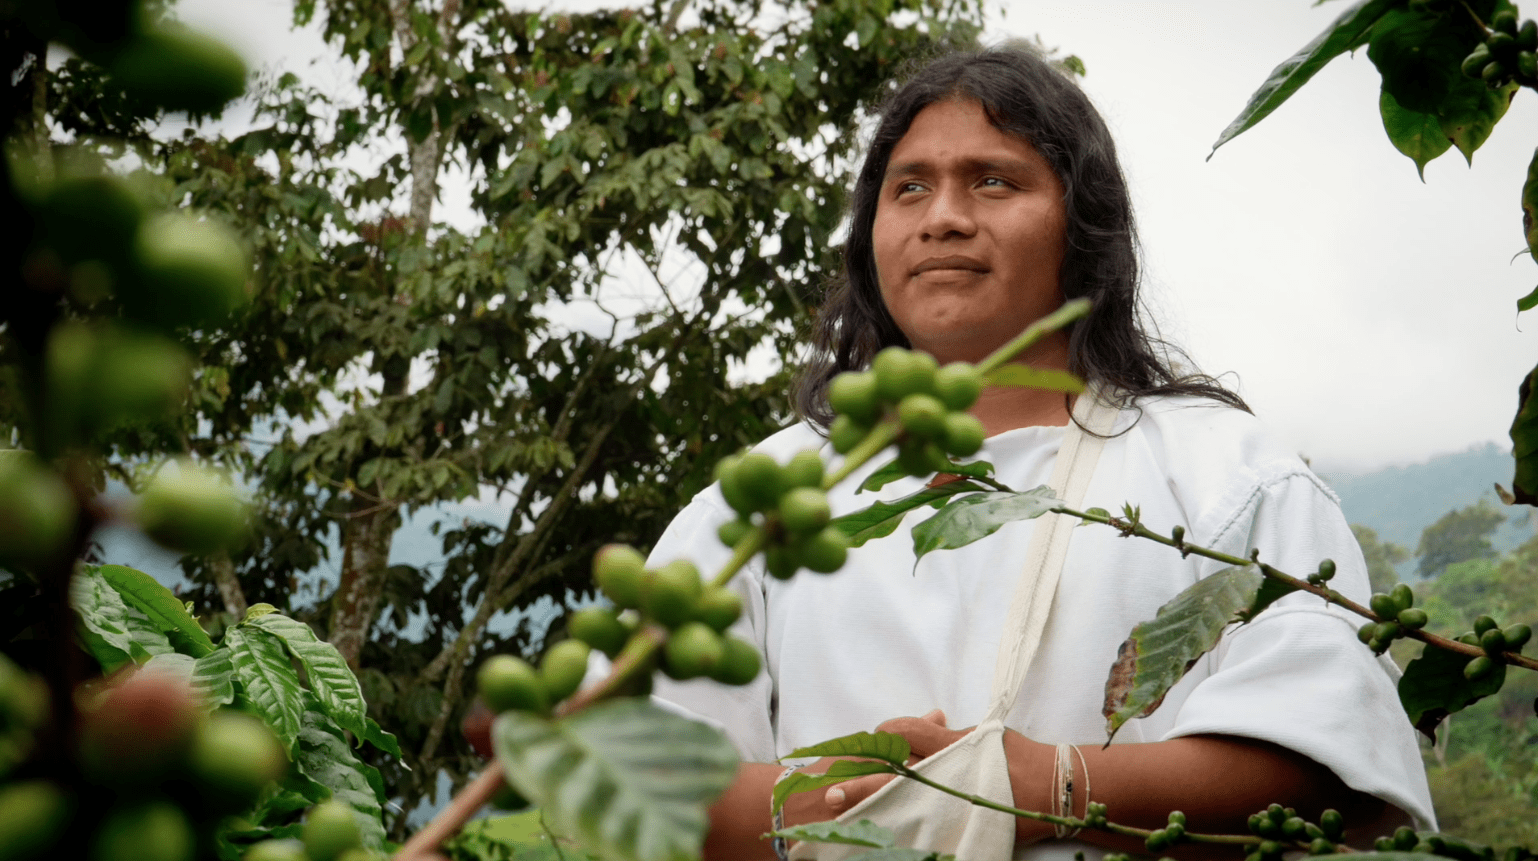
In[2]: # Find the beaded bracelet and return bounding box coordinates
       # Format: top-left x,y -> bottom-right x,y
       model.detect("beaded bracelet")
770,765 -> 800,861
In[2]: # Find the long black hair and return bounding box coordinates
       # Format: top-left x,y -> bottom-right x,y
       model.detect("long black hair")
793,43 -> 1247,428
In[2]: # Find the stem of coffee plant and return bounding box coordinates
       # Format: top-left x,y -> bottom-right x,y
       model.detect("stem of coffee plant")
1053,504 -> 1538,673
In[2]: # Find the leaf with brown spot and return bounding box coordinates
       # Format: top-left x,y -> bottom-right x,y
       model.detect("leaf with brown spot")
1103,564 -> 1293,740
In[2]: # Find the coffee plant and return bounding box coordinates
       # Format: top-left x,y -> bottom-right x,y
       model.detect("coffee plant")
7,2 -> 1538,861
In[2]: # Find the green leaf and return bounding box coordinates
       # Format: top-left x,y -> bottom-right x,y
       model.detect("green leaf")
247,613 -> 367,738
121,603 -> 175,662
1518,285 -> 1538,314
771,819 -> 895,849
1378,89 -> 1450,179
1438,78 -> 1517,165
99,564 -> 214,657
362,716 -> 403,759
1523,146 -> 1538,265
983,365 -> 1084,393
70,566 -> 144,671
1102,564 -> 1290,739
142,652 -> 196,681
1507,364 -> 1538,506
771,762 -> 894,815
1210,0 -> 1398,155
1398,642 -> 1506,740
842,851 -> 951,861
225,626 -> 305,753
862,460 -> 996,493
909,486 -> 1061,569
859,460 -> 909,493
831,482 -> 984,547
192,648 -> 235,709
295,694 -> 388,851
1366,7 -> 1469,115
492,698 -> 739,861
785,731 -> 911,764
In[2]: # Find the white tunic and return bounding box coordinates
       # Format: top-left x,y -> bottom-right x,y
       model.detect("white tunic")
647,395 -> 1436,852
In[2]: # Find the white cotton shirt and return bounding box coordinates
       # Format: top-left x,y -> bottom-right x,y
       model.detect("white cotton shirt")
646,395 -> 1436,855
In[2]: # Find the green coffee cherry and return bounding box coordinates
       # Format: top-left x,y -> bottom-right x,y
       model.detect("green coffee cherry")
664,622 -> 725,679
778,487 -> 831,535
896,438 -> 947,478
1483,60 -> 1507,85
1397,608 -> 1428,630
0,780 -> 70,861
303,799 -> 363,861
0,452 -> 77,568
38,173 -> 145,269
1521,20 -> 1538,50
1464,655 -> 1495,680
1390,583 -> 1414,611
782,449 -> 825,490
1320,809 -> 1344,840
829,415 -> 871,455
941,412 -> 986,457
1519,50 -> 1537,80
897,393 -> 947,439
93,802 -> 194,861
1369,593 -> 1398,620
190,710 -> 288,812
1282,817 -> 1307,839
124,212 -> 249,331
569,607 -> 629,657
477,655 -> 547,714
110,25 -> 248,113
642,560 -> 703,627
594,544 -> 646,609
1308,838 -> 1335,856
934,362 -> 984,411
1481,628 -> 1509,655
1494,11 -> 1520,36
1166,811 -> 1186,827
717,518 -> 753,549
1504,624 -> 1531,652
694,586 -> 743,632
1463,43 -> 1494,77
540,639 -> 592,704
711,635 -> 762,686
243,839 -> 309,861
137,461 -> 250,555
828,371 -> 881,424
872,347 -> 936,402
733,452 -> 783,512
764,545 -> 799,580
1475,615 -> 1499,636
799,527 -> 850,574
1357,622 -> 1377,645
1309,559 -> 1336,584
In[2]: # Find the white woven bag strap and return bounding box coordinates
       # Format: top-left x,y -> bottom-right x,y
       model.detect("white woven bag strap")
984,388 -> 1120,722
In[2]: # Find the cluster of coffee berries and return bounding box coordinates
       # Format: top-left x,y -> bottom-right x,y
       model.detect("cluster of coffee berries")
1081,800 -> 1109,829
478,638 -> 595,716
1143,810 -> 1188,853
1461,9 -> 1538,89
0,667 -> 292,861
715,450 -> 849,579
827,347 -> 987,477
243,799 -> 378,861
1358,583 -> 1425,654
1244,805 -> 1343,860
1455,615 -> 1531,680
1305,558 -> 1335,587
1374,827 -> 1513,861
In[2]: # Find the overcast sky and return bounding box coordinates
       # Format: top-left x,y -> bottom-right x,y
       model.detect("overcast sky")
176,0 -> 1538,477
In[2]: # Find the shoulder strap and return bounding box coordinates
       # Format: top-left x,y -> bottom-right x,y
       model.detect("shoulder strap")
983,388 -> 1120,723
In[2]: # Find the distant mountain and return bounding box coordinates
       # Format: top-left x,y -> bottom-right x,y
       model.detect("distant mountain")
1318,442 -> 1536,573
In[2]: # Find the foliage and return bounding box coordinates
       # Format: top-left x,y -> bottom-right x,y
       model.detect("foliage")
1352,524 -> 1410,593
0,0 -> 992,828
1415,500 -> 1506,579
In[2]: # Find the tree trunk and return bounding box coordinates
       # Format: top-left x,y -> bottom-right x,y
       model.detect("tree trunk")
208,552 -> 247,619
